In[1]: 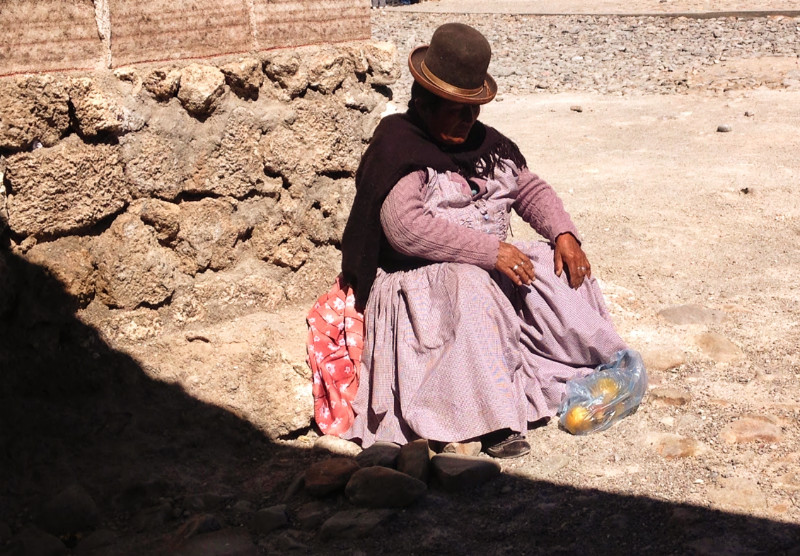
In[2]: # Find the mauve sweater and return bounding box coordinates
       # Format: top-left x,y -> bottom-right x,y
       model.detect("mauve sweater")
380,167 -> 579,268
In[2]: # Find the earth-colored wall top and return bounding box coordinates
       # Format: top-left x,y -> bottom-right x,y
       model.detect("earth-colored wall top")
0,0 -> 370,76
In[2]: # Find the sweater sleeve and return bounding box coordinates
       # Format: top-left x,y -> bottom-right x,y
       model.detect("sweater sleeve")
380,170 -> 499,269
513,167 -> 580,243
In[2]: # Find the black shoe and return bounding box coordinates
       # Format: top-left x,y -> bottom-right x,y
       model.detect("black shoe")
485,432 -> 531,459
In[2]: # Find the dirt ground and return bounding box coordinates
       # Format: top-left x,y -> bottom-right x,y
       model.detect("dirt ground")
2,1 -> 799,554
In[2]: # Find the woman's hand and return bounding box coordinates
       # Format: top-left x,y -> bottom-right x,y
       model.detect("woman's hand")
554,233 -> 591,289
496,242 -> 535,286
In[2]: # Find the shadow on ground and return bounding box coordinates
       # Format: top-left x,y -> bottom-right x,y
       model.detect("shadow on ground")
1,244 -> 798,555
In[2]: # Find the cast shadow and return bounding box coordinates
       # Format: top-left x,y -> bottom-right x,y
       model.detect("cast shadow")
0,243 -> 798,555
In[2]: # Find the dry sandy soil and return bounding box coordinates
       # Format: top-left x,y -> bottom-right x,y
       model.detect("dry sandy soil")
3,1 -> 799,555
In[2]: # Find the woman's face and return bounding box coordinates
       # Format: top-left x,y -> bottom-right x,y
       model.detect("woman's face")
418,98 -> 481,145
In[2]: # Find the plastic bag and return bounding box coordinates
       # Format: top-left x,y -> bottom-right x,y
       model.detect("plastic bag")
558,349 -> 648,435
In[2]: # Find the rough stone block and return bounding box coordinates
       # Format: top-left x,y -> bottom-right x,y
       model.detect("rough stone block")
109,0 -> 251,67
305,458 -> 360,497
25,237 -> 96,305
173,198 -> 240,275
5,135 -> 130,239
253,0 -> 369,51
0,0 -> 104,76
177,64 -> 227,117
345,467 -> 427,508
91,212 -> 183,309
0,76 -> 70,151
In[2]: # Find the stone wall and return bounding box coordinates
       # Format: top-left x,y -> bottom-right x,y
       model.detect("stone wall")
0,0 -> 370,76
0,42 -> 398,438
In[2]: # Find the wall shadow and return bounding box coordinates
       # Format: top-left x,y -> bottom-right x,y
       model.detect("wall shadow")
1,243 -> 798,555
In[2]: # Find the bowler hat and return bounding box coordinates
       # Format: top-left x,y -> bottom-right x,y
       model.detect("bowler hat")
408,23 -> 497,105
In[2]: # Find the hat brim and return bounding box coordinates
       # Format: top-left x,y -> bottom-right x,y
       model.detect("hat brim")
408,45 -> 497,105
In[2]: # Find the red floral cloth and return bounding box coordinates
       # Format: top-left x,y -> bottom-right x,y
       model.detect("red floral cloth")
306,275 -> 364,436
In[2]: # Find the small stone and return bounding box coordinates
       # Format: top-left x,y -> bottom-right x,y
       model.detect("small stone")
396,439 -> 430,483
220,58 -> 263,99
442,441 -> 482,457
318,509 -> 396,540
355,442 -> 401,468
174,527 -> 258,556
177,64 -> 226,117
658,304 -> 726,325
295,501 -> 329,531
650,434 -> 702,458
345,467 -> 427,508
304,458 -> 360,497
649,386 -> 692,406
695,332 -> 742,363
570,105 -> 583,112
717,124 -> 732,132
144,68 -> 181,101
431,454 -> 502,492
744,111 -> 754,117
313,435 -> 361,457
249,505 -> 288,534
39,484 -> 99,536
720,417 -> 783,444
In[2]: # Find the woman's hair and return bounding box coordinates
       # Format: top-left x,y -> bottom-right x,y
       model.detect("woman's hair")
409,81 -> 443,112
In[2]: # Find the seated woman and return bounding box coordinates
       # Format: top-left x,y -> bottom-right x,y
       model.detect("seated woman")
338,23 -> 628,458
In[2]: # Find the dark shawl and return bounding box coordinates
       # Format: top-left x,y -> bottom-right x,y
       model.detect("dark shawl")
340,107 -> 526,310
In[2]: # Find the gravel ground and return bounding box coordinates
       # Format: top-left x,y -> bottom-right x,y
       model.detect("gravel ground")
372,11 -> 800,104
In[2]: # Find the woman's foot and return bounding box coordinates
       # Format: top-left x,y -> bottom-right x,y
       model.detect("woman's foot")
484,432 -> 531,459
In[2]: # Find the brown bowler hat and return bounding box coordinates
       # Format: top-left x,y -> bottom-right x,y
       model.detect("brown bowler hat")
408,23 -> 497,105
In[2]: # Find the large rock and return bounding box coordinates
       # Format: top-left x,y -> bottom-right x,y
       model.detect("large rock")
431,455 -> 501,492
24,236 -> 96,304
5,135 -> 130,238
355,442 -> 401,469
396,439 -> 430,483
143,68 -> 182,101
221,58 -> 264,99
0,75 -> 70,151
345,466 -> 427,508
305,458 -> 361,497
177,64 -> 227,117
91,212 -> 184,309
122,105 -> 290,201
173,198 -> 240,275
68,77 -> 132,137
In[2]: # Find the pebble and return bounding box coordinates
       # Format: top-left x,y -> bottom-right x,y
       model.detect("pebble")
716,124 -> 732,132
649,386 -> 692,406
650,433 -> 702,458
657,304 -> 725,325
430,454 -> 501,492
719,417 -> 783,444
442,440 -> 482,457
570,105 -> 583,112
304,457 -> 361,497
249,505 -> 289,534
318,509 -> 396,540
695,332 -> 742,363
396,439 -> 431,483
174,527 -> 258,556
39,484 -> 99,537
313,435 -> 362,457
355,442 -> 401,468
744,111 -> 755,117
345,466 -> 427,508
